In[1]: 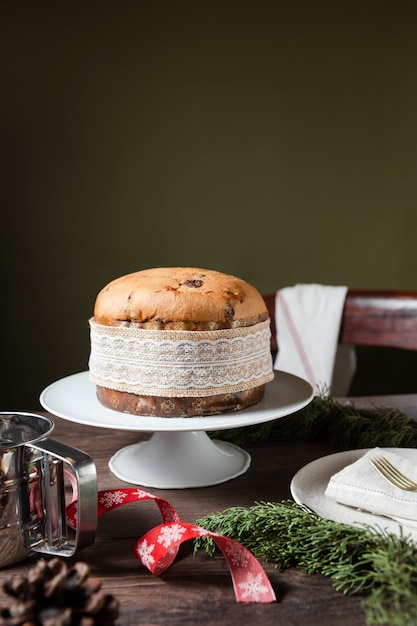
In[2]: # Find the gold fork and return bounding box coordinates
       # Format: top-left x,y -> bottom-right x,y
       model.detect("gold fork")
369,456 -> 417,492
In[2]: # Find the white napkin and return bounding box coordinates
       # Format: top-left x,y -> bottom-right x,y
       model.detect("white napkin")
325,448 -> 417,526
273,284 -> 356,396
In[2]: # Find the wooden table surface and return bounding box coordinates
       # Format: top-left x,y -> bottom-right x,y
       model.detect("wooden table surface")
1,394 -> 417,625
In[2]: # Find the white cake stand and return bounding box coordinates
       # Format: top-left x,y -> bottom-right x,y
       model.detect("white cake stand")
40,371 -> 313,489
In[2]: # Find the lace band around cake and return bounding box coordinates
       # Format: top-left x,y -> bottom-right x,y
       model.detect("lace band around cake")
88,319 -> 274,397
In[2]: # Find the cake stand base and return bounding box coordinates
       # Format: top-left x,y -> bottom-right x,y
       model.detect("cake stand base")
108,430 -> 251,489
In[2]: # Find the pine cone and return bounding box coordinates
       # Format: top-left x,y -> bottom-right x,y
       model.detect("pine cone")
0,558 -> 119,625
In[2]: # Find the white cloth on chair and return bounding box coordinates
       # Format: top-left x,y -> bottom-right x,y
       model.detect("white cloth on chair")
273,284 -> 356,396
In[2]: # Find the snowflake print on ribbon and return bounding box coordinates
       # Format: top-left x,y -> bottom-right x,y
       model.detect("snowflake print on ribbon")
238,572 -> 271,602
132,488 -> 150,500
136,539 -> 156,569
157,523 -> 186,548
158,499 -> 180,523
223,541 -> 250,568
99,490 -> 127,510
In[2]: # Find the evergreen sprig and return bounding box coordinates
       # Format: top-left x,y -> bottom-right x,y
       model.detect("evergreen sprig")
194,501 -> 417,626
209,395 -> 417,450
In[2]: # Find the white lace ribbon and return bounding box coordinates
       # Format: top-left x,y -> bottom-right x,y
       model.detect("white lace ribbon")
89,319 -> 274,397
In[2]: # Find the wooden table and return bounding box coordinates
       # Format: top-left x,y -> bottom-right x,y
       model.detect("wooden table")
1,394 -> 417,625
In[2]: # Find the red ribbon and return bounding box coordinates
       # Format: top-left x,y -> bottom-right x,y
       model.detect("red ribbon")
66,488 -> 276,604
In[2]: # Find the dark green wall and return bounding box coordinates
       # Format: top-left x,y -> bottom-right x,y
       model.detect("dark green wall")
2,1 -> 417,409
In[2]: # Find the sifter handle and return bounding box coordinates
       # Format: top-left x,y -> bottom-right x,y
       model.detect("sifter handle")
24,439 -> 97,556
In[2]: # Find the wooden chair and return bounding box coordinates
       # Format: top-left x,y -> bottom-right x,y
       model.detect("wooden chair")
263,290 -> 417,394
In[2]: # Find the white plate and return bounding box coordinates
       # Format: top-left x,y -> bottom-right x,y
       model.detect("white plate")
41,370 -> 313,488
291,448 -> 417,542
40,370 -> 314,433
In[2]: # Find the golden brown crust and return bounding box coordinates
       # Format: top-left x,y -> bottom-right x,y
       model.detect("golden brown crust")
96,384 -> 265,417
91,267 -> 271,417
93,267 -> 268,328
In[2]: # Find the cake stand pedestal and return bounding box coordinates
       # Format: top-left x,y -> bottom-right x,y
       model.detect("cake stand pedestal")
108,431 -> 250,488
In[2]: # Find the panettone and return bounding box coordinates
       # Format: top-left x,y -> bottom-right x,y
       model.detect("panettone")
89,267 -> 274,417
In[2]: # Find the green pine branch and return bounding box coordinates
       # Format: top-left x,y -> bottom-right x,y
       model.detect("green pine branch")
209,395 -> 417,449
194,500 -> 417,626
